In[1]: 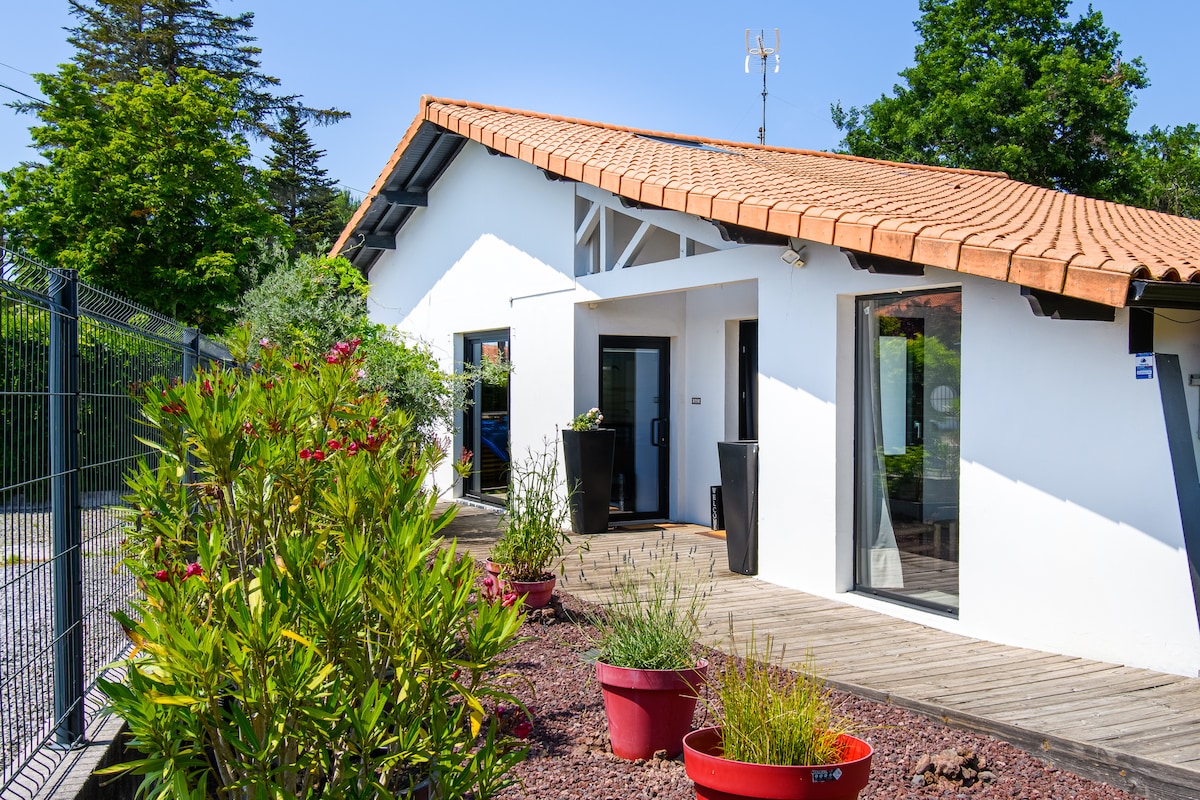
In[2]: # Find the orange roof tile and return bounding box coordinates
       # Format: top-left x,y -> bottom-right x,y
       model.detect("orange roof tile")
333,96 -> 1200,307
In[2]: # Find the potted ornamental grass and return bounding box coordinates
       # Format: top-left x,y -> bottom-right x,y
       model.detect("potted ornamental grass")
683,637 -> 873,800
593,534 -> 713,760
561,407 -> 615,534
488,443 -> 578,608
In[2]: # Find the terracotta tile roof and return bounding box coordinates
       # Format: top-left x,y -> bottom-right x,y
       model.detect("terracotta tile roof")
334,96 -> 1200,307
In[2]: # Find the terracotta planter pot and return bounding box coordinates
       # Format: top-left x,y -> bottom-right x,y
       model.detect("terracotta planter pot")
482,559 -> 504,600
596,658 -> 708,760
507,574 -> 556,608
682,727 -> 873,800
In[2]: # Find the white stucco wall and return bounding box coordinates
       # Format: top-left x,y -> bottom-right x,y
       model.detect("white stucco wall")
365,142 -> 578,487
366,144 -> 1200,676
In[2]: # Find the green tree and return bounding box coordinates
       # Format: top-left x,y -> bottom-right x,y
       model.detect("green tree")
235,254 -> 462,443
266,107 -> 346,257
0,66 -> 288,331
832,0 -> 1147,199
64,0 -> 346,129
1130,124 -> 1200,218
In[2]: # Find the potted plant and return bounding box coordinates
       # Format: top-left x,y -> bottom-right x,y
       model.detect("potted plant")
489,443 -> 576,608
683,638 -> 873,800
561,407 -> 615,534
593,535 -> 712,760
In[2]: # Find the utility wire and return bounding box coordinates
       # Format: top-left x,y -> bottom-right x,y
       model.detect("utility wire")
0,81 -> 48,107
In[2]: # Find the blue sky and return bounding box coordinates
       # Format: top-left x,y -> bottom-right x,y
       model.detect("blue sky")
2,1 -> 1198,198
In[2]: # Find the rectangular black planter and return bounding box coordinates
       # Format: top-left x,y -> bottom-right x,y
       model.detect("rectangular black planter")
717,441 -> 759,575
562,429 -> 615,534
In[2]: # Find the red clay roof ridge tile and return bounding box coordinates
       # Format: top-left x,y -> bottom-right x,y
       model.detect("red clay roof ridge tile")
422,97 -> 1008,180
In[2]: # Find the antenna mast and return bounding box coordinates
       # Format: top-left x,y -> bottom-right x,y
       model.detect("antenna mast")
745,28 -> 780,145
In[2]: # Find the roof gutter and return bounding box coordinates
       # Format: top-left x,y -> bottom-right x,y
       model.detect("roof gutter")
1127,280 -> 1200,311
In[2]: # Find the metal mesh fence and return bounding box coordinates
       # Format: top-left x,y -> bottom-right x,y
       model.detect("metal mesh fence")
0,245 -> 230,798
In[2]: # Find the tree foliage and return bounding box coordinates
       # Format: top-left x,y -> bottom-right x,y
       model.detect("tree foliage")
1129,124 -> 1200,218
832,0 -> 1147,200
64,0 -> 345,129
0,66 -> 288,331
265,107 -> 347,257
235,254 -> 461,443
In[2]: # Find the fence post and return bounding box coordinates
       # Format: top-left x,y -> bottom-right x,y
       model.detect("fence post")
182,327 -> 200,379
49,269 -> 83,747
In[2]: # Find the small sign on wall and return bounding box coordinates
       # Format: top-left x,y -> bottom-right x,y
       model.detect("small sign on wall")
1134,353 -> 1155,380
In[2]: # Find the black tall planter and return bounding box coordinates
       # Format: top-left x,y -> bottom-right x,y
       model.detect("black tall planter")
717,441 -> 759,575
562,429 -> 615,534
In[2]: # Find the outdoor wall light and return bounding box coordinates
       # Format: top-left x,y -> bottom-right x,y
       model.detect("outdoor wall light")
780,244 -> 807,267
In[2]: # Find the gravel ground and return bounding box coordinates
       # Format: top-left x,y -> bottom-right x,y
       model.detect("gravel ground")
0,508 -> 133,777
499,582 -> 1138,800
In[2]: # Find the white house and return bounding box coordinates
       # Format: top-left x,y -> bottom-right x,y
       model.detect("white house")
333,96 -> 1200,677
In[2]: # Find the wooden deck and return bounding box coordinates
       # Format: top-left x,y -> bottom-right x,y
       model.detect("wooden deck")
443,503 -> 1200,800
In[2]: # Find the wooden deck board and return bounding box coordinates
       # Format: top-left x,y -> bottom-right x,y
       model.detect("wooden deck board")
443,505 -> 1200,799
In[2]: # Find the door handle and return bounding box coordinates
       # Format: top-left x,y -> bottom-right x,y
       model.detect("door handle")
651,418 -> 668,446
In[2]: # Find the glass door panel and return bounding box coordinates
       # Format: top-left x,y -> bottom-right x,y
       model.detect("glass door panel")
600,336 -> 669,521
855,289 -> 961,615
463,331 -> 509,505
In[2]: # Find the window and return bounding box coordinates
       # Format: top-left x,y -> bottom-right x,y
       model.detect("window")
854,289 -> 961,615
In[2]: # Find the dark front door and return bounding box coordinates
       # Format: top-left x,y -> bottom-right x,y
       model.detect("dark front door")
463,330 -> 509,505
599,336 -> 670,521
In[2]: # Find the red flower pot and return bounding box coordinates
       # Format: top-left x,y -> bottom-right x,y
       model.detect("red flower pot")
596,659 -> 708,760
507,574 -> 556,608
682,727 -> 873,800
482,560 -> 504,600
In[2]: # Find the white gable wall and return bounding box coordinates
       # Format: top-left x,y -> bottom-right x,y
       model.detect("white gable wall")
365,142 -> 579,486
365,144 -> 1200,675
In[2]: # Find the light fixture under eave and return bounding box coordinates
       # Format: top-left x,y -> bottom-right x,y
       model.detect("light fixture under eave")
780,244 -> 807,267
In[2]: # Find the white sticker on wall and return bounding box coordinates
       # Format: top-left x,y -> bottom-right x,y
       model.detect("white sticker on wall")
1135,353 -> 1155,380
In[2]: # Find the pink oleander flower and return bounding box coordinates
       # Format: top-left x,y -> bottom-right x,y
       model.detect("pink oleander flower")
312,449 -> 326,462
501,592 -> 518,608
299,448 -> 312,460
512,719 -> 533,739
184,563 -> 203,579
326,439 -> 342,451
292,361 -> 304,370
347,441 -> 359,455
154,570 -> 170,582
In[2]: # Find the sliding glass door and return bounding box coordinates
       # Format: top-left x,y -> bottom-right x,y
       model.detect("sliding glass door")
855,289 -> 961,615
463,331 -> 509,505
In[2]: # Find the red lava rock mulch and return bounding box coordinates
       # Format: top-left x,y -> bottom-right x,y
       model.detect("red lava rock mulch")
494,586 -> 1139,800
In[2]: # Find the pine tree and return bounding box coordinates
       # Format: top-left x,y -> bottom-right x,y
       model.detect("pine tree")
266,107 -> 346,257
65,0 -> 345,129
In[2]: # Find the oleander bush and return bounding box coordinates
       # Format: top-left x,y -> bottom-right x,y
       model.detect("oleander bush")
100,326 -> 528,799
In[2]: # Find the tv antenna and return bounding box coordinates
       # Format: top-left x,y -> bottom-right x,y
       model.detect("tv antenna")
745,28 -> 779,145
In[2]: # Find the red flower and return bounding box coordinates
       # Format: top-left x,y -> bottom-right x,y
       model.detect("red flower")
347,441 -> 360,455
501,592 -> 518,608
299,448 -> 312,460
312,449 -> 326,462
512,719 -> 533,739
368,416 -> 379,430
184,563 -> 203,579
292,362 -> 304,370
325,354 -> 338,364
154,570 -> 170,582
326,439 -> 342,451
